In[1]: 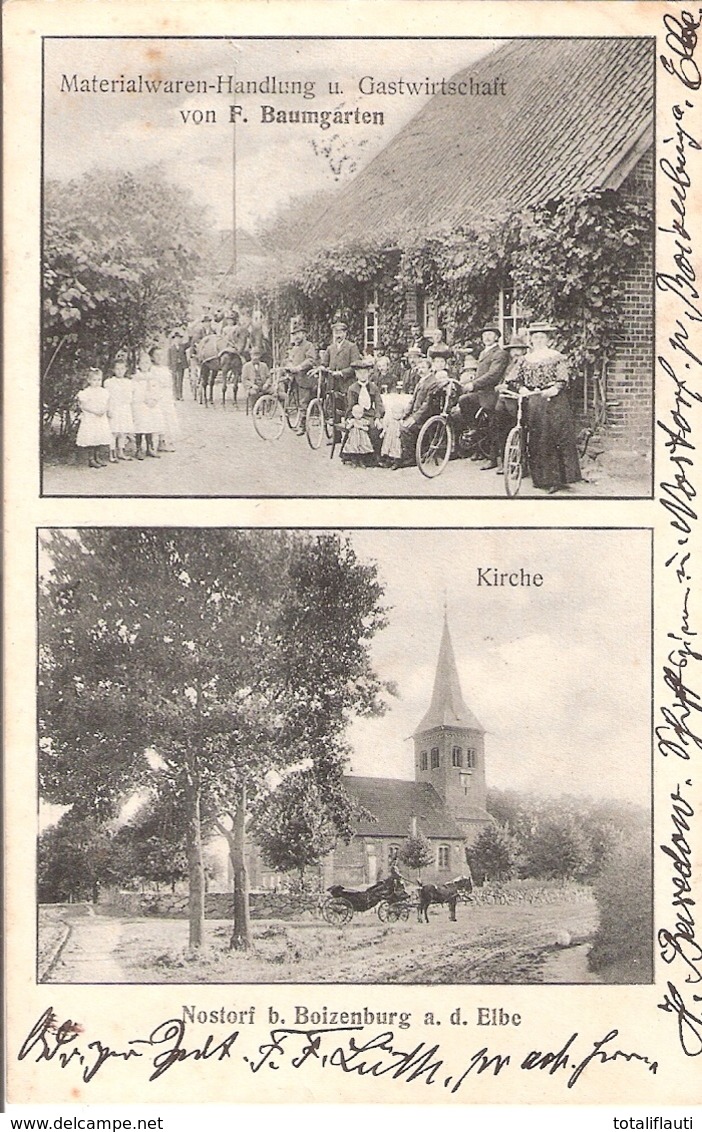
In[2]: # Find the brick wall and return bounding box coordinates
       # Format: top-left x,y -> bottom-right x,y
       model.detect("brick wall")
607,147 -> 654,451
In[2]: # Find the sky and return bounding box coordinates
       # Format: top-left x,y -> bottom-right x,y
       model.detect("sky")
342,529 -> 651,809
44,37 -> 499,231
38,527 -> 652,828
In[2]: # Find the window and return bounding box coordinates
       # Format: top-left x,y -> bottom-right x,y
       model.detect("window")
423,296 -> 438,333
420,750 -> 428,771
430,747 -> 440,769
452,746 -> 463,767
497,284 -> 526,341
364,287 -> 379,351
460,773 -> 471,796
465,749 -> 476,769
438,845 -> 450,870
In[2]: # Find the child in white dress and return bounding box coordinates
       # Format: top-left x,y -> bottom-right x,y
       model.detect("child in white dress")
104,352 -> 135,461
132,352 -> 164,459
75,368 -> 112,468
149,346 -> 179,452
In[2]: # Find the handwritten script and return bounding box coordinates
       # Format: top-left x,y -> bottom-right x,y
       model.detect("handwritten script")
657,4 -> 702,1058
18,1009 -> 659,1091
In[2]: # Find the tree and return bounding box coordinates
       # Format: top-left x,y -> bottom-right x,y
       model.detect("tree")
399,834 -> 433,880
522,815 -> 593,881
112,795 -> 188,893
467,825 -> 517,884
42,168 -> 208,443
38,813 -> 117,904
39,530 -> 390,951
250,770 -> 342,890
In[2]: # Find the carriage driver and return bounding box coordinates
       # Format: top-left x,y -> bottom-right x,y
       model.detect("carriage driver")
284,316 -> 317,433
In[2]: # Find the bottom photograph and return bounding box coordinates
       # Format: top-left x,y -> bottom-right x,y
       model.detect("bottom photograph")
37,526 -> 652,986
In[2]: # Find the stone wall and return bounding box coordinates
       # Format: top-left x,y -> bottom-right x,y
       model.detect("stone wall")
106,890 -> 321,919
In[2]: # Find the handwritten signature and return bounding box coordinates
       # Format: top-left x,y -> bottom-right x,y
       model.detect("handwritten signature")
18,1010 -> 659,1090
661,8 -> 702,90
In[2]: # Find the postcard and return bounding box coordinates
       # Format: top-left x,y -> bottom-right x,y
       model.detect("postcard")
3,0 -> 701,1110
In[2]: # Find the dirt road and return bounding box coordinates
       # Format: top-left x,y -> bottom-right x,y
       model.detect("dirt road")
43,397 -> 647,499
42,899 -> 601,984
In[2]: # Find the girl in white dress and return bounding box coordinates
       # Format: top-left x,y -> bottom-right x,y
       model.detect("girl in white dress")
149,345 -> 179,452
132,352 -> 164,459
75,368 -> 112,468
104,353 -> 135,461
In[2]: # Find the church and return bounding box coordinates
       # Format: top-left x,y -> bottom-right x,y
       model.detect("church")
252,614 -> 494,890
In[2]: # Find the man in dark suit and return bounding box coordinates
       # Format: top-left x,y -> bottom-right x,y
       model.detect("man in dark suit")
320,313 -> 362,390
457,323 -> 509,469
284,316 -> 317,433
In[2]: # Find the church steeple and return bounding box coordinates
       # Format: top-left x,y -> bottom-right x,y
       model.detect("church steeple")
413,612 -> 491,845
414,612 -> 483,735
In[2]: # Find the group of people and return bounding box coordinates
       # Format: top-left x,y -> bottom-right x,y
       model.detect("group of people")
75,346 -> 179,468
264,312 -> 582,489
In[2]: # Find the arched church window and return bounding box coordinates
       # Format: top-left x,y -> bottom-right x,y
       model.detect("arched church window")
420,750 -> 428,771
466,749 -> 476,769
452,746 -> 463,767
430,748 -> 440,769
438,845 -> 450,869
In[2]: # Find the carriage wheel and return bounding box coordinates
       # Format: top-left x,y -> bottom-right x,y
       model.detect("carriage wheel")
504,426 -> 524,497
322,898 -> 353,926
377,901 -> 391,922
252,394 -> 285,441
284,385 -> 301,431
398,903 -> 411,921
306,398 -> 324,450
416,416 -> 452,478
322,392 -> 336,442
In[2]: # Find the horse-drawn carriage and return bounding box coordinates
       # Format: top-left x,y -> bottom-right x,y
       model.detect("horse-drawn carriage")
319,875 -> 412,926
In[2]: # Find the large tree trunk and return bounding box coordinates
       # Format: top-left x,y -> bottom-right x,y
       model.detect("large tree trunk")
229,786 -> 252,951
185,779 -> 206,950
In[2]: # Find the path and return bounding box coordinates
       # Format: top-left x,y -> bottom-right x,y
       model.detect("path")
43,397 -> 648,498
44,912 -> 127,983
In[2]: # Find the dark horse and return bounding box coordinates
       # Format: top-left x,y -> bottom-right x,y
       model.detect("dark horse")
417,873 -> 473,923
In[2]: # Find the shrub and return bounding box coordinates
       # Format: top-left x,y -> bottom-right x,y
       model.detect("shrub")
588,831 -> 653,981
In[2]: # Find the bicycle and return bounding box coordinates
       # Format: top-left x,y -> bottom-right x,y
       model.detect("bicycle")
251,372 -> 286,441
500,388 -> 534,497
304,366 -> 336,450
415,377 -> 464,478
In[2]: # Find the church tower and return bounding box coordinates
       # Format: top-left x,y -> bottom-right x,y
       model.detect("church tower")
413,613 -> 492,844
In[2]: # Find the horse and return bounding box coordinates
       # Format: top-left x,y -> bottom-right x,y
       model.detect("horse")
417,873 -> 473,923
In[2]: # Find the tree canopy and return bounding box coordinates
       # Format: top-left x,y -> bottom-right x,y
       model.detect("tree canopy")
39,529 -> 391,947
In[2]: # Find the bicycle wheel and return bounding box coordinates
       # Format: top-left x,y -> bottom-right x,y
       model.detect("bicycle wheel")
306,398 -> 324,449
252,394 -> 284,440
416,416 -> 452,478
284,384 -> 301,431
504,425 -> 524,497
322,392 -> 336,442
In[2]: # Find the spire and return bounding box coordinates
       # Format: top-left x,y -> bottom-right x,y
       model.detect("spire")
414,612 -> 484,734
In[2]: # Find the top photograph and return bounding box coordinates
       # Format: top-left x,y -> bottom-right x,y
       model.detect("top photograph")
41,35 -> 654,499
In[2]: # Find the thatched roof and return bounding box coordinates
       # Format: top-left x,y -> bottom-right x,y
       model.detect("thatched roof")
311,37 -> 654,246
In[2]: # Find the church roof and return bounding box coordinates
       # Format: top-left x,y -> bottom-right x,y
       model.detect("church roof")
309,37 -> 654,246
415,616 -> 484,735
343,776 -> 465,839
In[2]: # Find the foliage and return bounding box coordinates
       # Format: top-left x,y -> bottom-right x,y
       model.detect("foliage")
486,788 -> 646,883
250,770 -> 343,889
38,813 -> 117,904
399,834 -> 433,878
39,529 -> 391,949
42,169 -> 207,440
467,824 -> 518,884
257,187 -> 651,385
112,794 -> 188,892
512,189 -> 653,375
588,830 -> 653,981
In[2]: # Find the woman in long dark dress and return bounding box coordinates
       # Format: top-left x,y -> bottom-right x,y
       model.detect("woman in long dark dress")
512,322 -> 582,493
